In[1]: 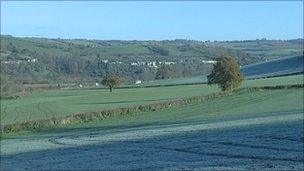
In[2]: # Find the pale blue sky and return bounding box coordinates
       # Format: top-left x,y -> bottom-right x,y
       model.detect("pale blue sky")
1,1 -> 303,40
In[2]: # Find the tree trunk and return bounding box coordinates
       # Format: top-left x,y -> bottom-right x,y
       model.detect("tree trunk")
109,86 -> 113,92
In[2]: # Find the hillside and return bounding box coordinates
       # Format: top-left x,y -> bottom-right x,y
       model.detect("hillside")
1,35 -> 261,63
137,56 -> 303,86
241,55 -> 304,79
0,35 -> 253,84
1,35 -> 303,86
208,39 -> 303,59
1,74 -> 302,125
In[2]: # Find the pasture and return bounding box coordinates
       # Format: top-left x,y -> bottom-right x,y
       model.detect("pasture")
1,87 -> 303,170
1,74 -> 303,125
1,84 -> 219,125
241,56 -> 303,78
209,40 -> 303,59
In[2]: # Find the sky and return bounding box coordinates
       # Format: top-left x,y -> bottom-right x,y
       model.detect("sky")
1,1 -> 303,41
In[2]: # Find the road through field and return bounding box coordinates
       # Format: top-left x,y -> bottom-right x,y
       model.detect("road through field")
1,110 -> 303,170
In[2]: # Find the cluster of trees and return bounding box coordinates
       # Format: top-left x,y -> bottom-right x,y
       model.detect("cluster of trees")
0,75 -> 25,99
1,54 -> 213,84
0,53 -> 244,98
101,54 -> 244,93
0,35 -> 260,97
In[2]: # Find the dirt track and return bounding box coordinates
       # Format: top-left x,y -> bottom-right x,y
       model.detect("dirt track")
1,110 -> 303,170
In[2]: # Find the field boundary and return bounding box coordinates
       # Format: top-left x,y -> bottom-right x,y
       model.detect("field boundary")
1,84 -> 303,134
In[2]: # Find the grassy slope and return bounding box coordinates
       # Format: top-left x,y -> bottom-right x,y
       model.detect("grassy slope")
241,56 -> 303,78
67,88 -> 303,133
244,74 -> 303,87
140,74 -> 303,87
1,36 -> 302,61
137,57 -> 304,86
4,84 -> 303,140
209,40 -> 303,59
1,84 -> 219,125
1,74 -> 303,125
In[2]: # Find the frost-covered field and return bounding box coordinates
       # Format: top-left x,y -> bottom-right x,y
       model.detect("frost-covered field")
2,113 -> 303,170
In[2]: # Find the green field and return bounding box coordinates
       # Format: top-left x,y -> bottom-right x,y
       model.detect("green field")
244,74 -> 303,87
49,87 -> 303,134
2,83 -> 303,152
209,40 -> 303,59
1,74 -> 303,125
139,74 -> 303,87
1,84 -> 219,125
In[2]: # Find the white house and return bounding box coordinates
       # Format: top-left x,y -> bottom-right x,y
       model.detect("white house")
202,60 -> 217,64
135,80 -> 142,84
27,58 -> 38,63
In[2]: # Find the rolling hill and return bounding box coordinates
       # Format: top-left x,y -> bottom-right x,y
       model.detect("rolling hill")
241,55 -> 304,79
208,39 -> 303,59
0,35 -> 260,63
139,56 -> 304,86
0,35 -> 302,87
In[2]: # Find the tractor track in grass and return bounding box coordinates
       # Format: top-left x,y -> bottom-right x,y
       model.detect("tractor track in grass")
37,101 -> 45,119
41,100 -> 56,118
1,106 -> 7,122
45,112 -> 303,148
158,147 -> 304,163
255,135 -> 304,143
198,140 -> 302,153
12,105 -> 20,123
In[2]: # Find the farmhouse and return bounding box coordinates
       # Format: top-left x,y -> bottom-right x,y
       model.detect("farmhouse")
27,58 -> 38,63
135,80 -> 142,84
201,60 -> 217,64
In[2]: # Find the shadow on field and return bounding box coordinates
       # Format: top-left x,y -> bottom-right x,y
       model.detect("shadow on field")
2,120 -> 303,170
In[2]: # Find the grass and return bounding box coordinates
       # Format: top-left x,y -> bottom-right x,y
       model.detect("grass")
137,73 -> 303,87
243,74 -> 303,87
0,84 -> 219,125
1,74 -> 302,126
241,56 -> 303,78
210,40 -> 303,59
2,88 -> 303,170
3,86 -> 302,139
139,76 -> 207,86
70,88 -> 303,131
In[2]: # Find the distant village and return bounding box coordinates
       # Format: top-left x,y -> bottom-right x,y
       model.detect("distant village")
1,58 -> 217,68
101,59 -> 216,68
1,57 -> 38,64
1,57 -> 216,86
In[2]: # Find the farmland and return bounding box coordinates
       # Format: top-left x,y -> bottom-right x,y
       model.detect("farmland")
241,55 -> 303,78
1,85 -> 303,170
138,56 -> 304,86
0,84 -> 219,125
1,74 -> 303,125
208,39 -> 303,59
1,2 -> 303,170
